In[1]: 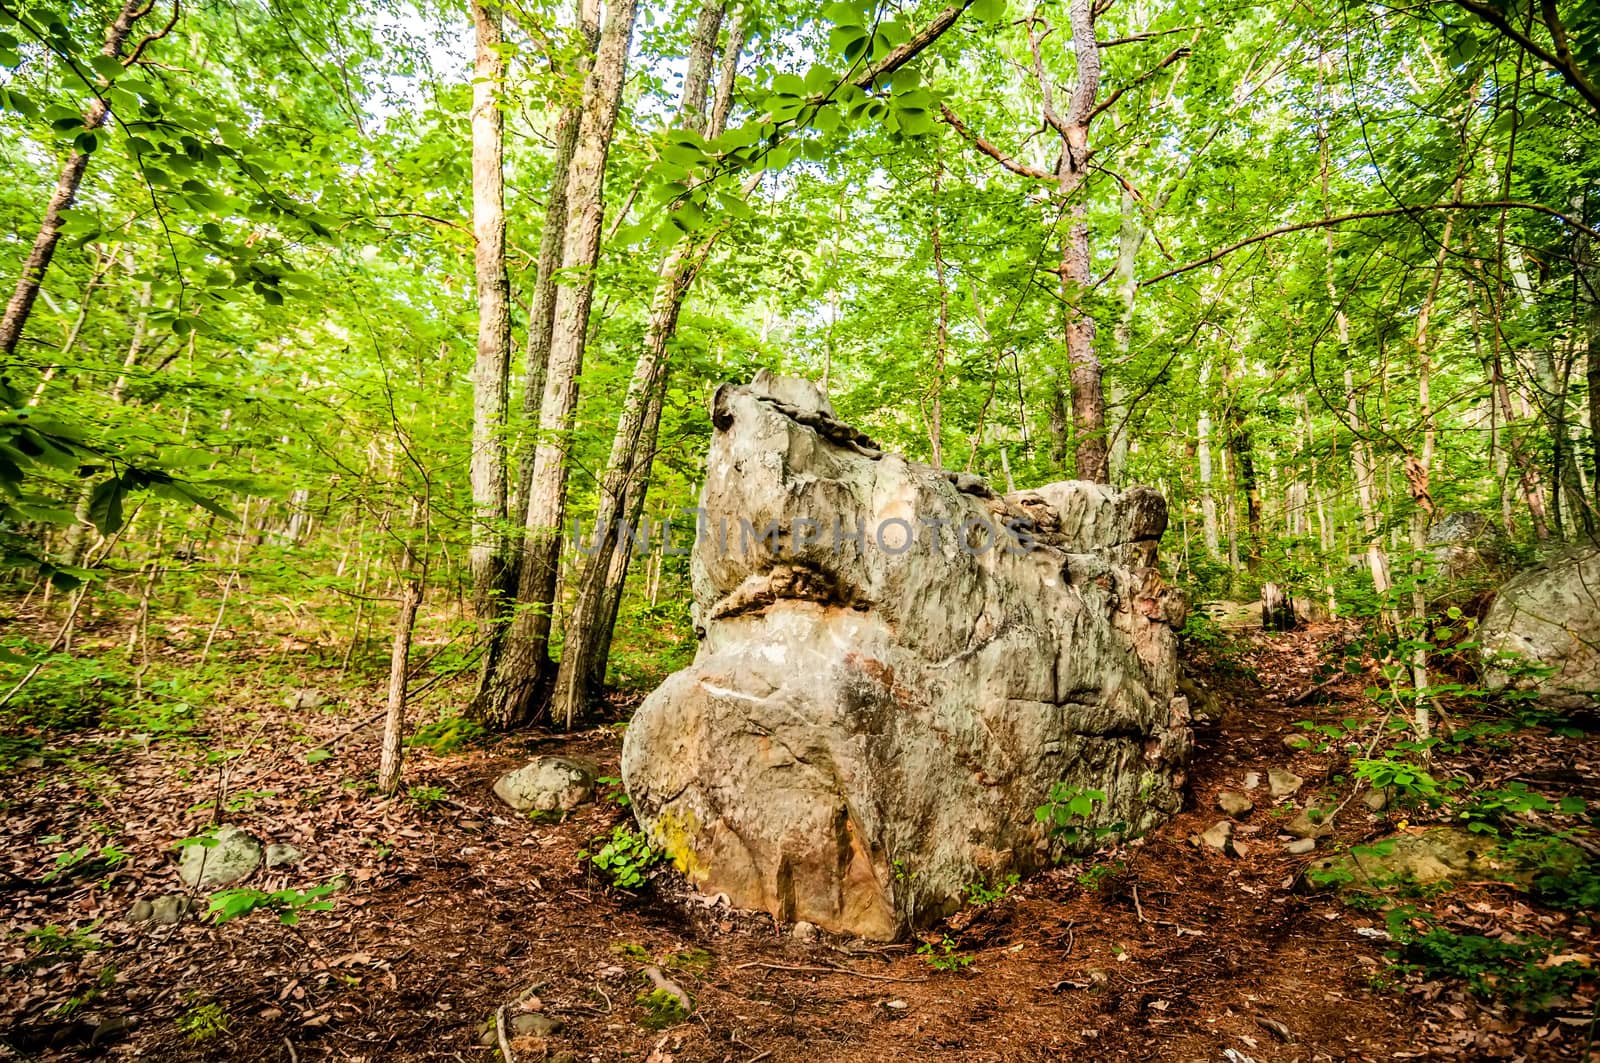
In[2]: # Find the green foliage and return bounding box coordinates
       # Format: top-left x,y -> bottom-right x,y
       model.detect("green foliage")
405,714 -> 486,755
207,881 -> 339,926
176,1001 -> 229,1043
0,641 -> 132,731
20,922 -> 102,955
963,873 -> 1019,906
635,987 -> 689,1029
580,825 -> 663,890
1389,916 -> 1591,1011
1352,752 -> 1446,807
1034,784 -> 1111,850
917,934 -> 974,972
405,784 -> 448,812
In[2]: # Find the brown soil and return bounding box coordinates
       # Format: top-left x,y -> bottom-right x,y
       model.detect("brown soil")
3,622 -> 1596,1061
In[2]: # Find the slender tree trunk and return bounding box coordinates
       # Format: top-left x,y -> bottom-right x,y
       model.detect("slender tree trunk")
549,0 -> 735,726
378,576 -> 423,796
1197,361 -> 1219,559
479,0 -> 641,729
1056,0 -> 1106,483
929,158 -> 948,469
0,0 -> 148,358
468,0 -> 512,620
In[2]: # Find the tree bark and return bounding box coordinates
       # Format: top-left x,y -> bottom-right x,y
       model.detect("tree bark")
0,0 -> 149,358
548,0 -> 735,727
1196,360 -> 1219,559
1054,0 -> 1107,483
478,0 -> 640,729
468,0 -> 512,621
378,577 -> 423,796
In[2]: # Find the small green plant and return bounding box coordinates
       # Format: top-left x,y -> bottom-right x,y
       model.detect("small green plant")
1076,861 -> 1121,892
54,964 -> 118,1017
1035,783 -> 1110,850
1457,783 -> 1586,835
177,1001 -> 229,1043
963,873 -> 1019,906
43,842 -> 128,883
1352,750 -> 1445,806
611,941 -> 652,962
1389,918 -> 1591,1011
596,775 -> 631,808
207,881 -> 339,926
406,784 -> 448,812
405,713 -> 487,754
580,825 -> 663,890
21,923 -> 103,955
918,934 -> 974,972
635,986 -> 689,1028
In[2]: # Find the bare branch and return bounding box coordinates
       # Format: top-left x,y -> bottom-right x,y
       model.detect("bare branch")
939,102 -> 1054,180
1141,201 -> 1600,287
1088,45 -> 1189,124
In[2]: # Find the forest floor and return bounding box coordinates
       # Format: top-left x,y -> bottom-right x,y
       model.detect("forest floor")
3,616 -> 1598,1062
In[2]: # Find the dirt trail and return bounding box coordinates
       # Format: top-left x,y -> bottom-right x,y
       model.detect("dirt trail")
3,623 -> 1594,1061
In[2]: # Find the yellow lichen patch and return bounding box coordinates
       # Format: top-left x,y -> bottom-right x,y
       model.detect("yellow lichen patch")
649,806 -> 706,878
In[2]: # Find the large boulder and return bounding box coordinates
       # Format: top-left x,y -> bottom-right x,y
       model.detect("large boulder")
621,372 -> 1192,940
1479,541 -> 1600,717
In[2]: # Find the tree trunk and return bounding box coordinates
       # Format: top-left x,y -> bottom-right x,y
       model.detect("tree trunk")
378,577 -> 423,796
468,0 -> 512,620
929,158 -> 948,469
1196,360 -> 1219,559
478,0 -> 641,729
1056,0 -> 1107,484
0,0 -> 149,358
548,0 -> 735,727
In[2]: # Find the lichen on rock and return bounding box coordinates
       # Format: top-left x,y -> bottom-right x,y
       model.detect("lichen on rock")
621,372 -> 1193,940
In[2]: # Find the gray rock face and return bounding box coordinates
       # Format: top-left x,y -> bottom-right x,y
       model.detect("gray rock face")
493,756 -> 597,813
177,826 -> 262,888
1480,542 -> 1600,717
1426,511 -> 1508,580
621,373 -> 1192,941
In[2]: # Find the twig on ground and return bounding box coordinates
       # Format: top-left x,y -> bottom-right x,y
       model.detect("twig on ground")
734,961 -> 928,983
495,1004 -> 514,1063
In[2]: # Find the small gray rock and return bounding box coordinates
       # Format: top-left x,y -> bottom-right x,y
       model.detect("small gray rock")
149,894 -> 193,925
1283,810 -> 1330,839
177,825 -> 263,888
1216,791 -> 1254,818
1283,734 -> 1312,752
1199,821 -> 1235,852
285,688 -> 328,711
1362,787 -> 1390,812
265,843 -> 305,869
1242,771 -> 1261,791
1267,768 -> 1304,799
1285,838 -> 1316,855
126,899 -> 154,924
790,920 -> 819,943
493,756 -> 597,813
512,1013 -> 562,1037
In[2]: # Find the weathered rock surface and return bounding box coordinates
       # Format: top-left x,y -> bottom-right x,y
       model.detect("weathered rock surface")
1307,827 -> 1568,888
1216,791 -> 1253,818
265,843 -> 304,869
1480,542 -> 1600,716
177,826 -> 262,888
1426,511 -> 1508,581
622,372 -> 1192,941
1267,768 -> 1303,799
493,756 -> 598,813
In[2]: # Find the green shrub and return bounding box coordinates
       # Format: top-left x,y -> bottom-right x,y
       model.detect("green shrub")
405,713 -> 486,754
580,825 -> 663,890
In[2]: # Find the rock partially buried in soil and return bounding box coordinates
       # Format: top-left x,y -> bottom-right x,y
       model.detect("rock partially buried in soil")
265,843 -> 305,869
149,894 -> 194,924
1282,734 -> 1312,752
1306,826 -> 1584,889
1267,768 -> 1303,799
284,688 -> 329,711
1283,811 -> 1331,839
1362,788 -> 1390,812
177,826 -> 263,888
1285,838 -> 1316,855
493,756 -> 597,813
125,899 -> 154,924
1200,821 -> 1235,852
622,372 -> 1193,941
790,920 -> 819,944
1479,541 -> 1600,717
1216,791 -> 1254,818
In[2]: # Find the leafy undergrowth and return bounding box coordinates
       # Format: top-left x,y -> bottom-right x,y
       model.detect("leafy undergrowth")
2,611 -> 1598,1061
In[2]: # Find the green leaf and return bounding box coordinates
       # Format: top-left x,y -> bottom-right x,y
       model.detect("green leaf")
87,476 -> 124,535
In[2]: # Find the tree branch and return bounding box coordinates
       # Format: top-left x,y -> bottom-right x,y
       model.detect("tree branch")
1088,45 -> 1189,124
852,0 -> 976,88
939,102 -> 1054,180
1141,201 -> 1600,287
1454,0 -> 1600,117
